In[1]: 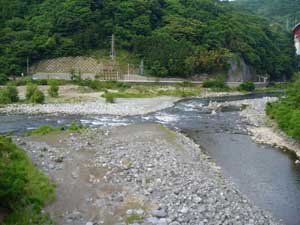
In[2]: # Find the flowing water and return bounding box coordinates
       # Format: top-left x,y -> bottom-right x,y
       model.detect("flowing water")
0,93 -> 299,225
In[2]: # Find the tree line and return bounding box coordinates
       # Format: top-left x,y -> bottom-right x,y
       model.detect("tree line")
0,0 -> 297,82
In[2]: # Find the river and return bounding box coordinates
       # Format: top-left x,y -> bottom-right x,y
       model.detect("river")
0,93 -> 299,225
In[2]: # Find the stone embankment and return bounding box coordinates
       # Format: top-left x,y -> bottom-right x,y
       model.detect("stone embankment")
15,124 -> 280,225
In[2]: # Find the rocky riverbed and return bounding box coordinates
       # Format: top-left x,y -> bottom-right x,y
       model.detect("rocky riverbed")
208,97 -> 300,158
0,91 -> 244,116
14,124 -> 280,225
0,97 -> 180,116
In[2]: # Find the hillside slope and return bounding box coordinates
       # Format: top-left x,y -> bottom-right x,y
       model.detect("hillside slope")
234,0 -> 300,28
0,0 -> 296,81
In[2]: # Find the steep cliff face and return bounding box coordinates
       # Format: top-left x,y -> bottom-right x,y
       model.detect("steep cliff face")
227,56 -> 257,82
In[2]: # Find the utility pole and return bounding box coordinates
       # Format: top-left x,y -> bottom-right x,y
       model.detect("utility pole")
139,59 -> 144,76
127,63 -> 130,80
110,34 -> 115,62
26,57 -> 29,76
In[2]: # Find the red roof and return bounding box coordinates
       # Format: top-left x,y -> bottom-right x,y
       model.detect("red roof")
293,23 -> 300,33
293,23 -> 300,38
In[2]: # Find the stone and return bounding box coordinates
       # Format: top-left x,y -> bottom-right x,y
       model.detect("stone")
151,209 -> 168,218
86,222 -> 93,225
135,209 -> 144,216
55,156 -> 64,163
169,222 -> 181,225
180,207 -> 189,214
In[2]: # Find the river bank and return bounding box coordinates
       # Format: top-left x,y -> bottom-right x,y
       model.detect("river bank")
0,91 -> 242,116
208,97 -> 300,158
14,124 -> 280,225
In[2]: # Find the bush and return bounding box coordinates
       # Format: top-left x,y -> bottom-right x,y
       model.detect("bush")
6,85 -> 19,102
203,78 -> 229,90
30,89 -> 45,104
0,85 -> 19,104
0,89 -> 11,104
0,136 -> 54,224
26,85 -> 45,104
25,84 -> 37,100
0,73 -> 8,85
238,81 -> 255,92
48,81 -> 59,97
104,93 -> 115,103
266,82 -> 300,140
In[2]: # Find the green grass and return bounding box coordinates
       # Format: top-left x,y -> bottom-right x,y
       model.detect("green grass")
0,136 -> 55,225
26,122 -> 86,136
101,83 -> 201,99
126,214 -> 144,224
266,81 -> 300,140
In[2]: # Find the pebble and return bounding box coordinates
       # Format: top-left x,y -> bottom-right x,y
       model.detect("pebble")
151,209 -> 168,218
16,122 -> 281,225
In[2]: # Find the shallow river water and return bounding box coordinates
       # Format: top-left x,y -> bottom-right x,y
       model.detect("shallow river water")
0,93 -> 299,225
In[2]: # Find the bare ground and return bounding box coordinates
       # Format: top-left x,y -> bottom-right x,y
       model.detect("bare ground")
14,124 -> 280,225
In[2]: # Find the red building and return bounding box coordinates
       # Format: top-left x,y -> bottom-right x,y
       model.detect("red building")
293,23 -> 300,55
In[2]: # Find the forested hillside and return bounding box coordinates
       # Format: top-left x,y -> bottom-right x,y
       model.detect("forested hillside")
0,0 -> 296,81
234,0 -> 300,28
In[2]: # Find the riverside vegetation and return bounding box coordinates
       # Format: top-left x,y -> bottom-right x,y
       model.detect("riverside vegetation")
0,136 -> 55,225
0,78 -> 262,106
266,81 -> 300,140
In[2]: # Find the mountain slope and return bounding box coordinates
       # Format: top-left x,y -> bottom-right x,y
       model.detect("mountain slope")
234,0 -> 300,28
0,0 -> 296,80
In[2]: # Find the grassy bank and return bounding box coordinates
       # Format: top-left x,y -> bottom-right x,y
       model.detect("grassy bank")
27,122 -> 86,136
266,82 -> 300,140
0,136 -> 55,224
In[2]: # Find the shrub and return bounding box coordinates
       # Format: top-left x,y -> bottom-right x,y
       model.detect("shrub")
0,73 -> 8,85
238,81 -> 255,92
266,82 -> 300,140
67,121 -> 86,132
30,89 -> 45,104
26,85 -> 45,103
0,85 -> 19,104
25,84 -> 37,100
104,93 -> 115,103
0,89 -> 11,104
0,136 -> 54,224
48,81 -> 59,97
6,85 -> 19,102
203,78 -> 229,90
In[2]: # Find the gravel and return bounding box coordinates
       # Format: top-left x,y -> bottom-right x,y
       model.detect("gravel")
208,97 -> 300,158
0,97 -> 180,116
15,124 -> 281,225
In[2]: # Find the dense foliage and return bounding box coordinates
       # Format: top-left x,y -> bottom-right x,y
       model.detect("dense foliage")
48,81 -> 59,97
26,84 -> 45,103
203,77 -> 229,90
0,136 -> 54,224
238,81 -> 255,92
0,85 -> 19,104
234,0 -> 300,28
0,0 -> 296,80
266,81 -> 300,140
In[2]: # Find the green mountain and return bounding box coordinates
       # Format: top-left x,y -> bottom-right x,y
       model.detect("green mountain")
233,0 -> 300,29
0,0 -> 297,81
